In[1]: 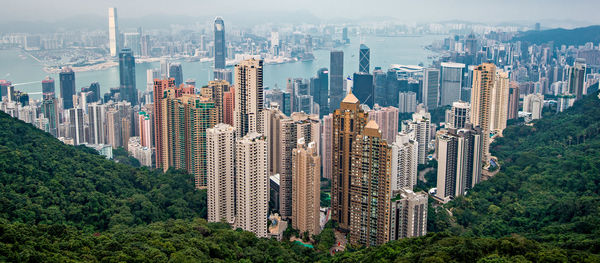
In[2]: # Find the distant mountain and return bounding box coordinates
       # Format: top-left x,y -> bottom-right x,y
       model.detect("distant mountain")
512,25 -> 600,46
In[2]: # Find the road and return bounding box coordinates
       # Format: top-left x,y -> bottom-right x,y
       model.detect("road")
329,230 -> 347,255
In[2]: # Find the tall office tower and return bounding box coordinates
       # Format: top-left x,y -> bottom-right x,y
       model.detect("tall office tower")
106,109 -> 122,148
446,101 -> 470,129
342,27 -> 349,44
168,63 -> 183,87
440,62 -> 465,106
42,76 -> 55,98
423,68 -> 440,110
292,138 -> 321,236
88,103 -> 105,145
490,70 -> 510,134
389,189 -> 428,240
391,132 -> 418,192
207,123 -> 236,224
223,86 -> 235,126
373,68 -> 387,106
470,63 -> 495,161
123,32 -> 141,56
82,82 -> 101,103
160,58 -> 169,78
119,48 -> 137,106
235,132 -> 268,238
121,117 -> 132,149
368,104 -> 399,144
311,68 -> 329,117
406,109 -> 431,164
234,59 -> 264,138
138,111 -> 152,148
108,7 -> 119,57
398,91 -> 417,113
202,80 -> 230,124
359,44 -> 370,73
330,51 -> 344,110
68,107 -> 86,145
41,97 -> 59,137
568,59 -> 586,100
349,120 -> 392,246
0,80 -> 11,98
278,112 -> 320,219
165,93 -> 217,188
435,126 -> 483,202
59,67 -> 76,110
214,17 -> 226,70
146,69 -> 160,103
353,72 -> 374,108
321,114 -> 333,180
332,93 -> 368,231
153,78 -> 194,171
507,82 -> 520,120
523,93 -> 544,120
140,35 -> 150,57
213,68 -> 233,84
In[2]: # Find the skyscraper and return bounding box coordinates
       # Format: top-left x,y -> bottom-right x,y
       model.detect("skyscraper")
406,109 -> 431,165
311,68 -> 329,117
446,101 -> 470,129
349,120 -> 391,246
68,107 -> 86,145
440,62 -> 465,106
398,92 -> 417,113
235,132 -> 268,238
59,67 -> 76,110
234,59 -> 264,138
321,114 -> 333,180
389,189 -> 428,240
203,80 -> 230,124
213,68 -> 233,83
223,86 -> 235,126
292,138 -> 321,236
119,48 -> 137,106
435,127 -> 483,202
41,97 -> 58,137
568,59 -> 586,100
42,76 -> 55,98
523,93 -> 544,120
490,70 -> 510,134
214,17 -> 226,70
391,132 -> 418,192
353,72 -> 374,108
423,68 -> 440,109
507,82 -> 520,120
138,111 -> 152,148
332,93 -> 368,231
330,51 -> 344,110
169,63 -> 183,87
368,105 -> 399,144
88,103 -> 106,145
359,44 -> 370,73
207,123 -> 236,224
108,7 -> 119,57
470,63 -> 495,161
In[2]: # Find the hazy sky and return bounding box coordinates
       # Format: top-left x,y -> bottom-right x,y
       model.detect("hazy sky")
2,0 -> 600,25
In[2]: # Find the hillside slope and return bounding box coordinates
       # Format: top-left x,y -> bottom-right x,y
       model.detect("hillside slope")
512,25 -> 600,46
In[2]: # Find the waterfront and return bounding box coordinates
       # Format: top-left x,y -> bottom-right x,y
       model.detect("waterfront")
0,35 -> 442,100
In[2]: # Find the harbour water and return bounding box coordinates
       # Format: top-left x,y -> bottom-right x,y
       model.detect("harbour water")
0,35 -> 442,100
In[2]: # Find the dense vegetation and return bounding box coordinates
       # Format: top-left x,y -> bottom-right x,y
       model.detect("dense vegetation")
0,112 -> 206,231
511,25 -> 600,47
447,91 -> 600,253
1,92 -> 600,262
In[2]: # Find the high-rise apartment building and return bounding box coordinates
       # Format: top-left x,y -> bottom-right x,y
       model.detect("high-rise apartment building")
349,120 -> 391,246
214,17 -> 226,70
234,59 -> 264,138
470,63 -> 495,161
321,114 -> 333,180
406,109 -> 431,164
68,107 -> 86,145
490,70 -> 510,134
435,127 -> 483,202
446,101 -> 470,129
398,91 -> 417,113
88,103 -> 106,145
391,132 -> 418,192
223,86 -> 235,126
568,59 -> 586,100
235,132 -> 268,238
389,189 -> 428,240
41,97 -> 58,137
119,48 -> 137,106
523,93 -> 544,120
138,111 -> 152,148
423,68 -> 440,110
207,123 -> 236,224
59,67 -> 76,110
108,7 -> 119,57
368,104 -> 399,144
42,77 -> 55,98
331,93 -> 368,231
292,138 -> 321,236
359,44 -> 370,73
329,51 -> 344,111
440,62 -> 465,106
202,80 -> 231,124
507,82 -> 520,120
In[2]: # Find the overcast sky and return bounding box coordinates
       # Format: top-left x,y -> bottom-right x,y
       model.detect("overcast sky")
2,0 -> 599,25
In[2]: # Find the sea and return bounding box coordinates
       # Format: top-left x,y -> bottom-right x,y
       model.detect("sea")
0,35 -> 442,100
